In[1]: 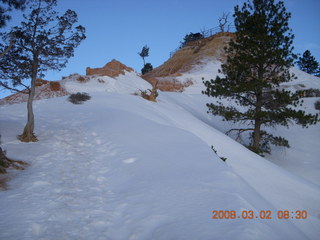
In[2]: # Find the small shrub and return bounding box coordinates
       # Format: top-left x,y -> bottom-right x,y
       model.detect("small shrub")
77,76 -> 88,83
315,100 -> 320,110
181,32 -> 204,48
68,92 -> 91,104
97,78 -> 105,83
141,63 -> 153,75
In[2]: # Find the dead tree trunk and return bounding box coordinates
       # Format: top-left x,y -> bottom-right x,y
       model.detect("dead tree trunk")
219,12 -> 231,32
0,147 -> 27,174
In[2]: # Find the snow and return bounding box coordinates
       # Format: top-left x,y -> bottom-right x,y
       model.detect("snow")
285,68 -> 320,90
177,58 -> 224,94
0,62 -> 319,240
63,71 -> 152,95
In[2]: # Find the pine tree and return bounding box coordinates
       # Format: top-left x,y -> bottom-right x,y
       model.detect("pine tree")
297,50 -> 319,75
0,0 -> 86,142
203,0 -> 318,154
138,45 -> 149,66
181,32 -> 204,48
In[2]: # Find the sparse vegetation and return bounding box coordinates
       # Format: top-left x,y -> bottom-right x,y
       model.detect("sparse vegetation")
68,92 -> 91,104
211,146 -> 227,162
296,88 -> 320,98
62,73 -> 80,80
77,75 -> 89,83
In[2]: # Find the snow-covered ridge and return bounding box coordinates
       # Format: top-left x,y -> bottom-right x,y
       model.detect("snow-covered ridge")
175,58 -> 320,94
63,71 -> 151,95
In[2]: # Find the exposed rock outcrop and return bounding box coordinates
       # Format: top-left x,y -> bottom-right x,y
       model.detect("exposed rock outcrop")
86,59 -> 134,78
35,79 -> 49,87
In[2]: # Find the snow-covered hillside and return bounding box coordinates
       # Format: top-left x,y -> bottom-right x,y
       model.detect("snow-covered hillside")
0,64 -> 319,240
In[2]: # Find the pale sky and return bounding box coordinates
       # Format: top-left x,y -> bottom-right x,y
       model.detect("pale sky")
1,0 -> 320,97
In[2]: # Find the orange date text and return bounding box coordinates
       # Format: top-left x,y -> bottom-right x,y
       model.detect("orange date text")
211,210 -> 308,220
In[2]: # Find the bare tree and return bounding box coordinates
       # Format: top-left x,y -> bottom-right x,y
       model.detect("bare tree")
218,12 -> 231,32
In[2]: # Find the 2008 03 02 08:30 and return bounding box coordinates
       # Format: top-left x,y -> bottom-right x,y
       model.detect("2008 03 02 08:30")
211,210 -> 308,220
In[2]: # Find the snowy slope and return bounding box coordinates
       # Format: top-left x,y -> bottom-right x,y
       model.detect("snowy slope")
176,59 -> 320,186
0,67 -> 320,240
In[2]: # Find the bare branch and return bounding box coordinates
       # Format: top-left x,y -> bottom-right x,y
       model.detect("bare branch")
0,81 -> 29,93
219,12 -> 230,32
225,128 -> 254,142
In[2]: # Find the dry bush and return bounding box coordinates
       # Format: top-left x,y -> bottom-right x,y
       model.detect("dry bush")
140,82 -> 159,102
77,76 -> 88,83
68,92 -> 91,104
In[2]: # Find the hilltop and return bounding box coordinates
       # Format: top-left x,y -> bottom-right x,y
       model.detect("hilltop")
142,32 -> 234,91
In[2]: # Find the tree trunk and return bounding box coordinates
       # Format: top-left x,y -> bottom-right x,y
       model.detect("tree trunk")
253,119 -> 261,151
252,87 -> 262,152
18,59 -> 38,142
